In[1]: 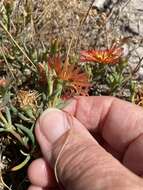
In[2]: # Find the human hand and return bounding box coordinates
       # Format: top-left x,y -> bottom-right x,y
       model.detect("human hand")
28,96 -> 143,190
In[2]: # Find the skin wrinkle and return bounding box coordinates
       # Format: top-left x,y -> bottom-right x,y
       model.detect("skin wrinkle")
58,147 -> 87,187
75,97 -> 94,130
57,144 -> 99,189
100,99 -> 143,173
70,97 -> 143,175
78,148 -> 141,189
78,157 -> 120,187
74,97 -> 122,158
58,143 -> 140,190
122,132 -> 143,164
53,132 -> 140,190
57,141 -> 97,181
54,136 -> 106,188
99,100 -> 143,175
98,97 -> 115,132
108,105 -> 143,159
100,98 -> 126,154
90,165 -> 143,190
73,97 -> 115,134
86,100 -> 100,132
123,133 -> 143,175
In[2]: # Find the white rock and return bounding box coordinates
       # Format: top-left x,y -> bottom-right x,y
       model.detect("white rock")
130,0 -> 143,11
124,0 -> 143,36
139,67 -> 143,80
122,44 -> 129,57
93,0 -> 110,10
136,47 -> 143,58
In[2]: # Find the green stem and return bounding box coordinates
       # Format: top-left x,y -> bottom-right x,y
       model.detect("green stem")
11,154 -> 31,171
52,81 -> 63,107
9,129 -> 28,149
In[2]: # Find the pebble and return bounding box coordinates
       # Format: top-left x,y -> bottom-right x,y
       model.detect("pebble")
138,67 -> 143,80
92,0 -> 111,10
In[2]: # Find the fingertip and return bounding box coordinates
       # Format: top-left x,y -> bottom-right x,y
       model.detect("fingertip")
28,158 -> 55,187
36,108 -> 69,144
27,185 -> 44,190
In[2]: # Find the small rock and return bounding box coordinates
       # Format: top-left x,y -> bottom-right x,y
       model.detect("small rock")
136,47 -> 143,58
123,0 -> 143,36
139,67 -> 143,80
122,44 -> 129,57
92,0 -> 112,10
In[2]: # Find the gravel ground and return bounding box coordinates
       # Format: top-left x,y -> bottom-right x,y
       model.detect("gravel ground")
0,0 -> 143,97
6,0 -> 143,57
22,0 -> 143,69
40,0 -> 143,78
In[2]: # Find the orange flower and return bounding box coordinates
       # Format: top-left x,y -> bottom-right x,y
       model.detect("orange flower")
49,56 -> 91,96
80,47 -> 123,64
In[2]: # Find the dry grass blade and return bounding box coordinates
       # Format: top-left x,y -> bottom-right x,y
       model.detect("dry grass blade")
66,0 -> 96,62
0,21 -> 37,71
0,46 -> 15,80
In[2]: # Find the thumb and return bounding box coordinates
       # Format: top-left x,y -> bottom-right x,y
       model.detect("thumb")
35,108 -> 142,190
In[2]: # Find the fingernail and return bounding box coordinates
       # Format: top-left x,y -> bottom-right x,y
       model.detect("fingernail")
36,108 -> 70,144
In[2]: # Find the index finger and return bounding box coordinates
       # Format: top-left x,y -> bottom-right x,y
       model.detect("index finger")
63,96 -> 143,174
